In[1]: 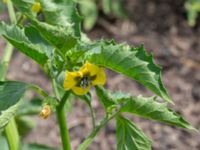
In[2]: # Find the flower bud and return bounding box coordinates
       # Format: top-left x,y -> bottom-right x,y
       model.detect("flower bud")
39,105 -> 51,119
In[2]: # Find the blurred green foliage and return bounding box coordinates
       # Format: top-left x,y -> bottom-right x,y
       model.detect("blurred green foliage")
185,0 -> 200,26
79,0 -> 127,30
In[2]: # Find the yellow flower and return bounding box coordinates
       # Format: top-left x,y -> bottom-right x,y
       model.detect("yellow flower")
39,105 -> 51,119
63,62 -> 106,95
31,1 -> 41,13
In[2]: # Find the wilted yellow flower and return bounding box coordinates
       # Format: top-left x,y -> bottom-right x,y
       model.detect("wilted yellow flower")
39,105 -> 51,119
31,1 -> 41,13
64,62 -> 106,95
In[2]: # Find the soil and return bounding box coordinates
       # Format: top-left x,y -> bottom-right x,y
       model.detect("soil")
1,0 -> 200,150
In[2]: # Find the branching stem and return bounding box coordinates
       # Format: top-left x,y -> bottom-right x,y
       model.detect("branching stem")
77,110 -> 120,150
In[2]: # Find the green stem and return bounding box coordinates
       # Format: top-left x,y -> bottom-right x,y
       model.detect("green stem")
0,43 -> 13,80
58,91 -> 70,108
1,0 -> 16,80
56,107 -> 71,150
3,1 -> 20,150
4,118 -> 20,150
88,103 -> 96,129
1,43 -> 13,65
77,111 -> 120,150
29,85 -> 49,98
52,79 -> 71,150
7,0 -> 17,24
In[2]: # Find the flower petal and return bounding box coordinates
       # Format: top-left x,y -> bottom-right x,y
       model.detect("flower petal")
72,86 -> 91,95
92,68 -> 106,85
32,2 -> 41,13
63,71 -> 79,90
80,62 -> 100,76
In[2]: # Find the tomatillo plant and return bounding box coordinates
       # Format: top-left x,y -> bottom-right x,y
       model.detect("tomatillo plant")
0,0 -> 197,150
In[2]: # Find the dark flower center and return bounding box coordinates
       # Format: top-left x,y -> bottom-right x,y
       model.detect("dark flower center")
80,76 -> 90,89
75,71 -> 97,89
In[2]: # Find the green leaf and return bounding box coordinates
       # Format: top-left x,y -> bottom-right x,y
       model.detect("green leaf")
116,116 -> 152,150
79,0 -> 98,30
49,52 -> 65,77
11,0 -> 81,36
11,0 -> 36,18
0,81 -> 29,111
32,20 -> 78,55
0,102 -> 21,132
119,95 -> 196,130
40,0 -> 82,37
24,26 -> 54,58
85,40 -> 172,103
95,86 -> 116,110
22,144 -> 60,150
0,81 -> 47,132
0,22 -> 49,67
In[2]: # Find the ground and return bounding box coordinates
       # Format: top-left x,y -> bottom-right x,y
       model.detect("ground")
0,0 -> 200,150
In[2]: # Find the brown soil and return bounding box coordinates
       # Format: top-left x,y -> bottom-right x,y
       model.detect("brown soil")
1,0 -> 200,150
